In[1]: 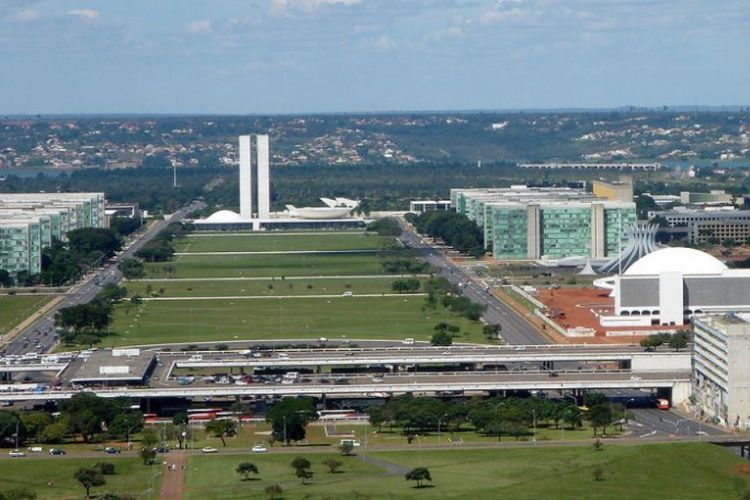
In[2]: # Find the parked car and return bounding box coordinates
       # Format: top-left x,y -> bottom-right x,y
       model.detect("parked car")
251,445 -> 268,454
9,450 -> 26,458
49,448 -> 66,456
201,447 -> 218,454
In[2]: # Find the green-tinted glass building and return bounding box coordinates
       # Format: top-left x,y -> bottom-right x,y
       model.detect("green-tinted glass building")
0,193 -> 105,275
451,187 -> 636,260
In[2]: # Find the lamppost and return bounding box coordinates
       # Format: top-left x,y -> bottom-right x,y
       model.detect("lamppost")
531,409 -> 537,445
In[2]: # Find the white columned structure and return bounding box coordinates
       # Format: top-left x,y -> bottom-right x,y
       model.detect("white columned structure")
238,135 -> 253,219
256,134 -> 270,219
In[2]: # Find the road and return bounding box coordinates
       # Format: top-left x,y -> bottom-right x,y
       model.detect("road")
1,202 -> 200,356
630,408 -> 725,438
399,225 -> 550,345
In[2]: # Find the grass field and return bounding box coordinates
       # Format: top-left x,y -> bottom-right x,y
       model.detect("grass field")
175,232 -> 394,253
125,277 -> 413,298
147,252 -> 390,278
0,457 -> 161,499
0,294 -> 53,335
105,295 -> 483,347
184,443 -> 750,499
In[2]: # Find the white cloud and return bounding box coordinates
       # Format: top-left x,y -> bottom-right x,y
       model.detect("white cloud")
67,9 -> 100,20
479,8 -> 533,25
372,34 -> 397,50
269,0 -> 362,17
7,9 -> 40,23
186,19 -> 213,35
435,26 -> 465,39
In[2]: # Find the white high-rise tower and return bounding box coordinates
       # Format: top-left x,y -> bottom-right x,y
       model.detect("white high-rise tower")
238,134 -> 270,219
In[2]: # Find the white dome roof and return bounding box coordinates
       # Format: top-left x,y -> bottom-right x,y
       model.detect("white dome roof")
202,210 -> 246,223
624,247 -> 727,276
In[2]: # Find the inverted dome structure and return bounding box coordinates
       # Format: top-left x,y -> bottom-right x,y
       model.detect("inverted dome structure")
202,210 -> 246,224
624,247 -> 727,276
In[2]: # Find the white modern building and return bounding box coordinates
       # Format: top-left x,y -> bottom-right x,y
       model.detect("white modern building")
595,247 -> 750,327
692,314 -> 750,430
195,135 -> 364,231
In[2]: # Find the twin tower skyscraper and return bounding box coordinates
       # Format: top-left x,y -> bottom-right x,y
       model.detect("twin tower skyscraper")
239,134 -> 270,220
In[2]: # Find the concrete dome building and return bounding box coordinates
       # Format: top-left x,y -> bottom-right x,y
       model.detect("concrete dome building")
597,247 -> 750,328
624,247 -> 727,276
202,210 -> 246,224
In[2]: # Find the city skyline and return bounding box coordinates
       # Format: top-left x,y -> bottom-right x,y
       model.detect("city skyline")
1,0 -> 749,114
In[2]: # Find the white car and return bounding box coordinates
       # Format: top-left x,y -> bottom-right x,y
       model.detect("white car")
9,450 -> 26,458
251,445 -> 268,454
201,447 -> 218,454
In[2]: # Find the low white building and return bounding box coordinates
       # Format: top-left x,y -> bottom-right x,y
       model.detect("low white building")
595,247 -> 750,327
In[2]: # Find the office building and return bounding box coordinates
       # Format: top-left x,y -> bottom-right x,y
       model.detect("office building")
451,186 -> 635,260
409,200 -> 451,213
649,208 -> 750,244
680,190 -> 733,206
239,134 -> 270,219
0,193 -> 105,275
592,178 -> 633,202
692,314 -> 750,430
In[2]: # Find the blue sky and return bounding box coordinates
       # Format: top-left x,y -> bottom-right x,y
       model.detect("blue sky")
1,0 -> 748,114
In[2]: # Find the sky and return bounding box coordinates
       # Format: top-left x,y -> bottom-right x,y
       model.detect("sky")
0,0 -> 749,114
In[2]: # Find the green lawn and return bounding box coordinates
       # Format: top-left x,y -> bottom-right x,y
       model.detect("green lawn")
125,277 -> 416,298
0,457 -> 161,499
102,295 -> 484,347
176,232 -> 394,253
184,443 -> 750,499
185,452 -> 381,499
147,252 -> 390,278
0,294 -> 53,335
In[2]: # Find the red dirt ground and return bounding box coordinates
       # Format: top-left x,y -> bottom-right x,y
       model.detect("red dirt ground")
536,286 -> 681,343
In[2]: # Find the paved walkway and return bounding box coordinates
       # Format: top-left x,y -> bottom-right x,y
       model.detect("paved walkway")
133,274 -> 430,282
189,231 -> 366,237
159,452 -> 187,500
143,293 -> 427,301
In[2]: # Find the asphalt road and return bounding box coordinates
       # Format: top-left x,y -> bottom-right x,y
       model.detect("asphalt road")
1,203 -> 200,357
398,225 -> 550,345
630,408 -> 725,437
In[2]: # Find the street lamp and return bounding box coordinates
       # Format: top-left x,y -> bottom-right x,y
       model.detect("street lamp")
531,409 -> 537,445
436,413 -> 449,442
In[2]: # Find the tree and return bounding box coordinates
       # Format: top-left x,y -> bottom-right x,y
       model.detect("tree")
94,462 -> 116,475
0,488 -> 36,500
563,406 -> 583,430
139,427 -> 159,448
236,462 -> 259,480
38,421 -> 68,443
0,411 -> 25,447
109,412 -> 143,441
205,419 -> 237,447
172,412 -> 188,449
97,283 -> 128,303
118,258 -> 145,279
264,484 -> 283,500
592,465 -> 605,481
139,447 -> 156,465
405,467 -> 432,488
589,404 -> 613,437
67,228 -> 122,257
291,457 -> 313,485
430,330 -> 453,346
340,441 -> 354,456
483,324 -> 502,340
20,411 -> 52,440
76,334 -> 102,349
266,397 -> 317,444
0,270 -> 13,287
668,331 -> 690,351
391,278 -> 421,293
74,467 -> 106,498
323,458 -> 343,473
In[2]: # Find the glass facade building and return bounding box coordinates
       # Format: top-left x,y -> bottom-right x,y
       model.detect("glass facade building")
451,187 -> 636,260
0,193 -> 105,275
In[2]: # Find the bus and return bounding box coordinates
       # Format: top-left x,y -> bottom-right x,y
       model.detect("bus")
318,409 -> 357,420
